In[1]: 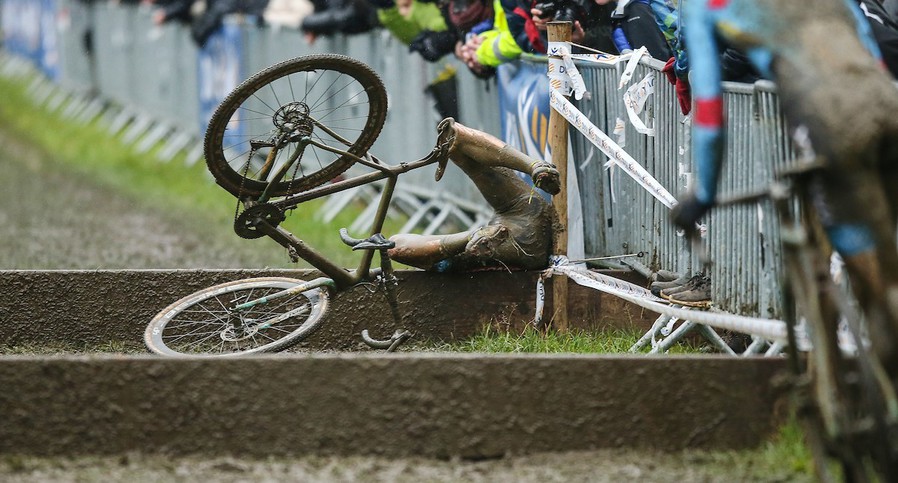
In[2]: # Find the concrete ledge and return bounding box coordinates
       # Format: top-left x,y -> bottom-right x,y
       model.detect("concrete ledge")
0,354 -> 788,457
0,269 -> 653,349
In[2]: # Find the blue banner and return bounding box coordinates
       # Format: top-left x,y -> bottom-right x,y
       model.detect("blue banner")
197,22 -> 243,136
497,61 -> 551,160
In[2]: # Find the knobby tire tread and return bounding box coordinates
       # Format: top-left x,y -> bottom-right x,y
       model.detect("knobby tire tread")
205,54 -> 388,198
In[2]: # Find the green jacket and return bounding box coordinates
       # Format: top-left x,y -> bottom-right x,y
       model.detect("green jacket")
377,1 -> 447,45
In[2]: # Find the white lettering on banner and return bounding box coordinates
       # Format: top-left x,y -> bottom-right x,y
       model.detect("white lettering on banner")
549,88 -> 677,208
623,72 -> 655,136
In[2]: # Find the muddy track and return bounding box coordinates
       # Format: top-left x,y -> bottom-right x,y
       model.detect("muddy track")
0,124 -> 809,481
0,124 -> 290,270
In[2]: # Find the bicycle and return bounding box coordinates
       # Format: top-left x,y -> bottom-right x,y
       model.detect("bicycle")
144,54 -> 556,358
707,159 -> 898,482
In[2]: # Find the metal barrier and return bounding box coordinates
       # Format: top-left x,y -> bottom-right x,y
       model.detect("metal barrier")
3,0 -> 804,321
531,54 -> 798,319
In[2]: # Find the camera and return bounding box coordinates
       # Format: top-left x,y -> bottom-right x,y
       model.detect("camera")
533,0 -> 588,23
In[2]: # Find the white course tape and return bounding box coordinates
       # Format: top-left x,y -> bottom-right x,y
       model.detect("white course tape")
623,72 -> 655,136
534,258 -> 792,343
550,88 -> 677,208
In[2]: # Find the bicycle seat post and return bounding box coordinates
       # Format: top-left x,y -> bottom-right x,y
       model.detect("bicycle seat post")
377,248 -> 403,327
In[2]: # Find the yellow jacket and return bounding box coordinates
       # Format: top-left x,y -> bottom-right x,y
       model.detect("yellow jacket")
474,0 -> 522,67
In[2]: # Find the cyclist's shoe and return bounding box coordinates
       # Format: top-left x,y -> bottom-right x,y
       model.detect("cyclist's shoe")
531,161 -> 561,195
667,275 -> 711,308
650,273 -> 690,297
434,117 -> 458,182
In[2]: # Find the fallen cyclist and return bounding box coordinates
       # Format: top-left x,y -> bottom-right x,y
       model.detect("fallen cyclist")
388,118 -> 561,272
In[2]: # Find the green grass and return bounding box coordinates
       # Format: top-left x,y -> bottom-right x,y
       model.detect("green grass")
0,71 -> 408,268
430,324 -> 708,354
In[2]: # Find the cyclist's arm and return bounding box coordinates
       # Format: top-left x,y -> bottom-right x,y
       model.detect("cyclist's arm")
847,0 -> 886,60
683,1 -> 724,206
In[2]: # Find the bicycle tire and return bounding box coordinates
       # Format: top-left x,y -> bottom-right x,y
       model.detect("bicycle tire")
145,277 -> 329,357
205,54 -> 388,198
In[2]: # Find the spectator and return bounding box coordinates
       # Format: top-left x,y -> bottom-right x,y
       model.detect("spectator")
402,0 -> 496,73
458,0 -> 522,76
147,0 -> 198,25
503,0 -> 615,54
190,0 -> 270,46
263,0 -> 315,29
375,0 -> 447,47
300,0 -> 380,44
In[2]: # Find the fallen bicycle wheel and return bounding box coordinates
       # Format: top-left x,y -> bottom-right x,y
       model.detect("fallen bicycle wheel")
145,277 -> 329,357
205,54 -> 388,198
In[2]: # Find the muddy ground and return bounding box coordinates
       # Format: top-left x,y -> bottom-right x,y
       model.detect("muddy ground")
0,128 -> 810,481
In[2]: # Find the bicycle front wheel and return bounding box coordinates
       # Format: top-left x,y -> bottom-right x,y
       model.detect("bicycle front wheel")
205,54 -> 388,198
145,277 -> 329,357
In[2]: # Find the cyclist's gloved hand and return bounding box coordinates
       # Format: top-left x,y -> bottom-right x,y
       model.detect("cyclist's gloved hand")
675,76 -> 692,115
662,57 -> 692,115
671,193 -> 711,231
662,57 -> 678,85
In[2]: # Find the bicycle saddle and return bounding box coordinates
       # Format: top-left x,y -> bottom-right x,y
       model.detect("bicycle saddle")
339,228 -> 396,251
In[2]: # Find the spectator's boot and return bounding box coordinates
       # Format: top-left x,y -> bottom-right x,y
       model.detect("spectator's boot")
650,273 -> 691,297
667,274 -> 712,308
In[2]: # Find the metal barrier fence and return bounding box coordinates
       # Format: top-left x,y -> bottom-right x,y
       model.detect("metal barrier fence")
547,55 -> 797,319
2,0 -> 801,320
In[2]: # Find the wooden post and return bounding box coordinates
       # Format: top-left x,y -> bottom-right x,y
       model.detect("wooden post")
547,21 -> 570,332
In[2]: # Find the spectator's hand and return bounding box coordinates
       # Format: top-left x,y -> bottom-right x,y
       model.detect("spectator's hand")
571,21 -> 585,43
152,10 -> 166,25
305,31 -> 319,45
409,30 -> 452,62
671,193 -> 711,231
531,8 -> 550,30
458,35 -> 484,72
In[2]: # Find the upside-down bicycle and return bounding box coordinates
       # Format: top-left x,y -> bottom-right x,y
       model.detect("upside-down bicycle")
143,54 -> 464,357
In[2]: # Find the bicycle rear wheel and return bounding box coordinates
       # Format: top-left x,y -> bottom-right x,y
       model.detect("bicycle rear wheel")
145,277 -> 329,357
205,54 -> 388,198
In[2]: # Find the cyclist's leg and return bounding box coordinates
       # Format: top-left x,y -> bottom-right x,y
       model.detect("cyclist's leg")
815,166 -> 898,376
389,132 -> 554,271
447,121 -> 560,194
388,231 -> 473,269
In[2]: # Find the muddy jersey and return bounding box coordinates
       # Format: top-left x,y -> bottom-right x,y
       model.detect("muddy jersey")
684,0 -> 898,207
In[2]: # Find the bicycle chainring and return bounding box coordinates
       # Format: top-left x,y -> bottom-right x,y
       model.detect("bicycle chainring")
234,203 -> 286,239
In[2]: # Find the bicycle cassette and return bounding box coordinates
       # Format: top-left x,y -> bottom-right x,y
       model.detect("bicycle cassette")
234,203 -> 286,239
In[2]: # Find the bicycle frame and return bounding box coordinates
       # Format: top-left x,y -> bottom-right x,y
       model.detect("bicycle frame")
715,166 -> 898,480
239,130 -> 453,292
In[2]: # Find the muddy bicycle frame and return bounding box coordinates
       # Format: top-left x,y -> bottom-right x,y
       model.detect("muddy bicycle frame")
237,124 -> 455,294
710,161 -> 898,479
